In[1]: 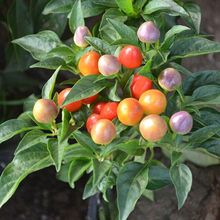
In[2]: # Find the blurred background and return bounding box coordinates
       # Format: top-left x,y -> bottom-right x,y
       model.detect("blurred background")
0,0 -> 220,219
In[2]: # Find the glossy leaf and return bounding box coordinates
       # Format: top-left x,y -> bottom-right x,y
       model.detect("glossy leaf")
183,70 -> 220,94
68,159 -> 91,188
93,160 -> 112,187
81,0 -> 105,18
147,165 -> 171,190
199,139 -> 220,157
106,80 -> 121,102
117,162 -> 149,220
31,57 -> 65,70
161,25 -> 190,50
72,130 -> 98,154
47,138 -> 68,172
69,0 -> 84,33
192,85 -> 220,101
64,144 -> 95,163
83,176 -> 99,199
99,8 -> 127,43
143,0 -> 188,16
182,2 -> 201,34
91,0 -> 117,7
170,164 -> 192,209
42,66 -> 61,99
85,36 -> 117,54
43,0 -> 74,14
101,139 -> 142,157
0,144 -> 52,207
15,130 -> 48,155
0,119 -> 34,144
170,36 -> 220,59
189,125 -> 220,145
12,31 -> 62,61
107,19 -> 139,46
182,148 -> 220,167
63,75 -> 106,105
115,0 -> 135,16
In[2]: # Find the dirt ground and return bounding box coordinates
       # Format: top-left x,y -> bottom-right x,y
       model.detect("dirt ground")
0,0 -> 220,220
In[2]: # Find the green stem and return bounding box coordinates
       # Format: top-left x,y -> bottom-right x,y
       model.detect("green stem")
152,43 -> 165,62
51,120 -> 58,135
149,146 -> 155,161
176,87 -> 185,103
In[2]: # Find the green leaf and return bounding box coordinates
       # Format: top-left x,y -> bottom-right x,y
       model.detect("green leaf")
72,130 -> 98,154
0,119 -> 34,144
0,144 -> 52,207
93,160 -> 112,187
47,138 -> 67,172
142,189 -> 154,201
192,85 -> 220,101
171,151 -> 182,166
83,176 -> 99,199
39,13 -> 67,37
189,125 -> 220,145
64,144 -> 95,163
161,25 -> 190,50
182,2 -> 201,34
199,139 -> 220,157
197,109 -> 220,126
147,164 -> 171,190
68,159 -> 91,188
143,0 -> 188,16
107,19 -> 139,46
30,57 -> 66,70
43,0 -> 74,14
134,0 -> 148,12
57,162 -> 71,183
45,45 -> 75,62
115,0 -> 135,16
60,110 -> 83,142
81,0 -> 105,18
170,62 -> 192,77
182,148 -> 220,167
85,36 -> 117,54
170,36 -> 220,59
170,164 -> 192,209
106,80 -> 121,102
91,0 -> 117,7
12,31 -> 62,61
15,130 -> 47,155
69,0 -> 84,33
83,160 -> 112,199
99,8 -> 127,43
117,162 -> 149,220
63,75 -> 106,105
101,139 -> 142,157
42,66 -> 61,99
183,71 -> 220,94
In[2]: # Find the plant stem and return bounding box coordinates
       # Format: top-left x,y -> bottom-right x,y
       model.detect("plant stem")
176,87 -> 185,103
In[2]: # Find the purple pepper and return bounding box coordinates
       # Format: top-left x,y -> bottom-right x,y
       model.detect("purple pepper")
158,68 -> 182,91
137,21 -> 160,43
170,111 -> 193,135
73,26 -> 91,48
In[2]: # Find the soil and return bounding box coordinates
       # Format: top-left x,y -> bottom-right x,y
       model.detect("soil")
0,0 -> 220,220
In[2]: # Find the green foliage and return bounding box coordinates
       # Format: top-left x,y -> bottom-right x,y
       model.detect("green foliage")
1,0 -> 220,219
170,164 -> 192,209
117,162 -> 149,220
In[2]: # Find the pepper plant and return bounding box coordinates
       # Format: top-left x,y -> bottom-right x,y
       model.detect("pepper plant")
1,0 -> 220,219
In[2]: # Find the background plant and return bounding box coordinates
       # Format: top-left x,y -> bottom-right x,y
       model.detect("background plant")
1,0 -> 220,220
